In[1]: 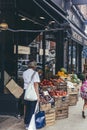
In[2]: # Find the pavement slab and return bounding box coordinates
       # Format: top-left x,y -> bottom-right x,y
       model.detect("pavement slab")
0,97 -> 87,130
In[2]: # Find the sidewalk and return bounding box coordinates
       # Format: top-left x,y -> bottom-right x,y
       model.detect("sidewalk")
0,97 -> 87,130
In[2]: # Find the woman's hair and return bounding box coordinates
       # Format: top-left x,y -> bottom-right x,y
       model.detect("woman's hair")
28,61 -> 37,68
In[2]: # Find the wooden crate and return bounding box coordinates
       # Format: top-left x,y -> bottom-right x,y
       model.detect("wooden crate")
45,109 -> 55,126
40,103 -> 51,112
54,95 -> 69,107
57,83 -> 67,91
69,94 -> 78,106
67,87 -> 78,95
55,106 -> 69,120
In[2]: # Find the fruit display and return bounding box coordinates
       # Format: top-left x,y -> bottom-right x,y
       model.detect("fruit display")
39,88 -> 54,105
60,68 -> 67,73
67,81 -> 74,88
40,79 -> 54,87
71,74 -> 81,84
56,68 -> 68,78
39,77 -> 68,103
49,90 -> 67,97
40,78 -> 66,88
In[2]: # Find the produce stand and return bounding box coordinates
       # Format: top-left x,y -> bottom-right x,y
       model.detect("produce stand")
39,69 -> 82,127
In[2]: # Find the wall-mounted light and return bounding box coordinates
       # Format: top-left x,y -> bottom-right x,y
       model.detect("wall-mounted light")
21,17 -> 26,21
39,16 -> 45,20
0,22 -> 8,30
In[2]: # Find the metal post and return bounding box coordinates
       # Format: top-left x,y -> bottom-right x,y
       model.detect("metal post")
42,32 -> 46,78
0,31 -> 6,93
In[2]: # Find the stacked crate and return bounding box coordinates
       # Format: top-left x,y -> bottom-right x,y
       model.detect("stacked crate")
45,109 -> 55,126
69,94 -> 78,106
40,103 -> 55,126
40,103 -> 51,112
67,87 -> 78,95
55,106 -> 68,120
54,96 -> 69,120
57,82 -> 67,92
67,82 -> 79,106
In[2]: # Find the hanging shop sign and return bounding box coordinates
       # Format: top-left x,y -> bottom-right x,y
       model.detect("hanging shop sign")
72,30 -> 83,43
39,49 -> 43,55
45,49 -> 49,56
14,45 -> 30,54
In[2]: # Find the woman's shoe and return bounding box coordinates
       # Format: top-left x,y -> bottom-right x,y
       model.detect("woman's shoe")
82,111 -> 86,118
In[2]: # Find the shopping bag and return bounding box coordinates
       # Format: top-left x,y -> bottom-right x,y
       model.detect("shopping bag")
28,114 -> 36,130
35,111 -> 46,129
24,83 -> 37,101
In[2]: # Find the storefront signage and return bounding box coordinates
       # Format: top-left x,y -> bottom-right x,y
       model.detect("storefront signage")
14,45 -> 30,54
67,10 -> 81,28
39,49 -> 43,55
72,30 -> 83,42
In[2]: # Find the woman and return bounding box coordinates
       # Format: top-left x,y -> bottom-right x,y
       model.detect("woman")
80,75 -> 87,118
23,61 -> 40,129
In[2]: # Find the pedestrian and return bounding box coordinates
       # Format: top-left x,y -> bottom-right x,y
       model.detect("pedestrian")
80,75 -> 87,118
23,60 -> 40,130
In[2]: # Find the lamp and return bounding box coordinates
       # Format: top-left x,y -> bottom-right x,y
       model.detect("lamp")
0,22 -> 8,30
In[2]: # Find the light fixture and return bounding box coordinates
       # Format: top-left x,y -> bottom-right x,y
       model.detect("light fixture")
0,22 -> 8,30
39,16 -> 45,20
21,17 -> 26,21
49,21 -> 55,24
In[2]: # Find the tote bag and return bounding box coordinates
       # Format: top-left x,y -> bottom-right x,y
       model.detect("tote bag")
35,103 -> 46,129
28,114 -> 36,130
24,71 -> 37,101
35,111 -> 46,129
24,82 -> 37,101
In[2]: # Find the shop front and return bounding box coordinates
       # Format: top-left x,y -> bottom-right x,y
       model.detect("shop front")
63,26 -> 87,74
0,0 -> 68,115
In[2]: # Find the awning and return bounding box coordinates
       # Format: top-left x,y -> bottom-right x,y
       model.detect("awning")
33,0 -> 68,24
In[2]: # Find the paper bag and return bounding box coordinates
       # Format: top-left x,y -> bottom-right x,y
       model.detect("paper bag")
6,79 -> 23,98
4,71 -> 11,85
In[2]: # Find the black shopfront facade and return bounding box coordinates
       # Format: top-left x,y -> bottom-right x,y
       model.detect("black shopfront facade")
0,0 -> 87,116
0,0 -> 68,115
64,29 -> 83,74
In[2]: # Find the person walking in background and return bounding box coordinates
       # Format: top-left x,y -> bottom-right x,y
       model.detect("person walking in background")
23,60 -> 40,130
80,75 -> 87,118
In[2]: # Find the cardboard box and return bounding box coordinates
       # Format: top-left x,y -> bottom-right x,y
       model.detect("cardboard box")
6,79 -> 23,98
